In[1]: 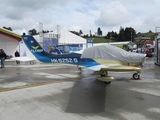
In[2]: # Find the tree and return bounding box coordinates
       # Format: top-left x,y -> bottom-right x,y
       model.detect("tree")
107,32 -> 111,39
118,28 -> 126,41
28,29 -> 38,35
79,30 -> 83,35
42,30 -> 49,33
3,26 -> 12,31
118,27 -> 136,42
97,27 -> 102,36
70,31 -> 80,36
124,27 -> 136,42
112,31 -> 118,40
137,32 -> 141,35
106,31 -> 118,40
83,34 -> 89,38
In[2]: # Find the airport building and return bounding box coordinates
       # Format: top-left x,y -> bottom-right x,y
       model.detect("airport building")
0,28 -> 21,56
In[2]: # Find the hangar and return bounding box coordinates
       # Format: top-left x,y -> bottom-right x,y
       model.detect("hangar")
0,28 -> 21,56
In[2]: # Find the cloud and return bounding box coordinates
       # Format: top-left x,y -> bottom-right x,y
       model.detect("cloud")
0,0 -> 74,20
95,1 -> 131,27
0,0 -> 160,35
5,0 -> 73,9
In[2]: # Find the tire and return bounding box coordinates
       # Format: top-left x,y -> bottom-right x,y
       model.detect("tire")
105,82 -> 111,84
132,73 -> 140,80
101,74 -> 106,77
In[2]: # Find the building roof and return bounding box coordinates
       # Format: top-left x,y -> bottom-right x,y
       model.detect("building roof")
0,28 -> 21,41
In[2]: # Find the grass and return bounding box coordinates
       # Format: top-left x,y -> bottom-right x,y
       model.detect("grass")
86,37 -> 126,49
87,37 -> 116,43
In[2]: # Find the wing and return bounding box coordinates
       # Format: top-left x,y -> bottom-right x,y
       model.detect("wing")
87,64 -> 141,73
11,57 -> 36,62
86,64 -> 120,71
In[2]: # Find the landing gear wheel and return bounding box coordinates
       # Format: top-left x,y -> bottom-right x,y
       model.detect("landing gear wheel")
132,73 -> 140,80
104,81 -> 111,84
101,74 -> 106,77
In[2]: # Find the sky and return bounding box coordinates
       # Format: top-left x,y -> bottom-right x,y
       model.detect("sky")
0,0 -> 160,35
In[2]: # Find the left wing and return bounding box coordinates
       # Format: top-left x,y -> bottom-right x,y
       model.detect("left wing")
86,64 -> 142,80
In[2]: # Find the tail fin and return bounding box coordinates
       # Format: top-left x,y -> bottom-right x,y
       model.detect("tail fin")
22,35 -> 81,64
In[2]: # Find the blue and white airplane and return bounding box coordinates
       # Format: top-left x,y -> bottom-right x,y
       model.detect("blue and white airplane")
12,34 -> 146,83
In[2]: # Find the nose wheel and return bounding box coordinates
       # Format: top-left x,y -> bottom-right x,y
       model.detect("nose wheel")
132,73 -> 140,80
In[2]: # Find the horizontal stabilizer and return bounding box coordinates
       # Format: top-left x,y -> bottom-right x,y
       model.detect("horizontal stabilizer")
11,57 -> 35,62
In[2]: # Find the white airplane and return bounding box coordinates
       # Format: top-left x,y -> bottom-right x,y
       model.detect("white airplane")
12,34 -> 146,84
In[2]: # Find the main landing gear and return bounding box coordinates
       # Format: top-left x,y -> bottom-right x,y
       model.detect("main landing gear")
132,73 -> 140,80
96,71 -> 141,84
96,71 -> 114,84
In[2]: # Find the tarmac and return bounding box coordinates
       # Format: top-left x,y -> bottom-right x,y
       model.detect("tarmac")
0,58 -> 160,120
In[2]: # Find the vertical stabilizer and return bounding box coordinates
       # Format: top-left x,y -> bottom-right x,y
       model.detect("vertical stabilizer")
21,34 -> 82,64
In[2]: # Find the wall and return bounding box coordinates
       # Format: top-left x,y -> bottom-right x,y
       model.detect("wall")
0,34 -> 19,56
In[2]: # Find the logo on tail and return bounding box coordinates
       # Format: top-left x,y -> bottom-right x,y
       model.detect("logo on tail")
31,45 -> 43,52
32,46 -> 40,50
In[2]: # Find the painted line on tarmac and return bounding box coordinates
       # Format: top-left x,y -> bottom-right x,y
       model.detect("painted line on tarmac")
0,77 -> 82,93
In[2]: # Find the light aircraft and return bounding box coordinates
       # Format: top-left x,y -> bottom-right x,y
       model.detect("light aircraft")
12,34 -> 146,84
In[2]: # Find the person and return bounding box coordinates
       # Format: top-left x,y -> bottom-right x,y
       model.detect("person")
145,48 -> 149,55
0,49 -> 7,68
14,50 -> 20,64
145,48 -> 153,58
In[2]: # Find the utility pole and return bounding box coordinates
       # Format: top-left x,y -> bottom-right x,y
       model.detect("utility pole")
39,23 -> 43,47
57,25 -> 60,39
130,29 -> 133,43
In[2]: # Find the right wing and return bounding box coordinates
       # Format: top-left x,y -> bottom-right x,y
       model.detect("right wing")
86,64 -> 141,73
